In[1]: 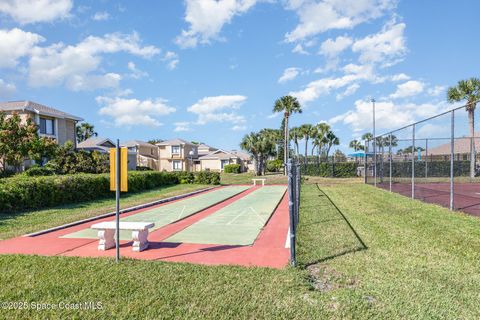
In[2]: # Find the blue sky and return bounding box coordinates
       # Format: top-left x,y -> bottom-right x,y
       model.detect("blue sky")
0,0 -> 479,151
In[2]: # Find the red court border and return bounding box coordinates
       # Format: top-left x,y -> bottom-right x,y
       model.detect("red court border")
0,186 -> 290,269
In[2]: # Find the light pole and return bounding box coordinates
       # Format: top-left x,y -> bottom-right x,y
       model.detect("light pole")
372,98 -> 376,187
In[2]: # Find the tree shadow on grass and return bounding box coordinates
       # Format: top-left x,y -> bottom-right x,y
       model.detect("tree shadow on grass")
298,184 -> 368,267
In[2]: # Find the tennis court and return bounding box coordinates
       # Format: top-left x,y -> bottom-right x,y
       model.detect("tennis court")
166,186 -> 287,245
62,185 -> 249,240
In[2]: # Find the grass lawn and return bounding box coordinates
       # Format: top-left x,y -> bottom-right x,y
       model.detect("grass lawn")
0,184 -> 209,240
221,172 -> 287,185
1,180 -> 480,318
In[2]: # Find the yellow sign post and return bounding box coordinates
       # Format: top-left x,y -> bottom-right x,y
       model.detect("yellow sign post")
110,142 -> 129,262
110,147 -> 128,192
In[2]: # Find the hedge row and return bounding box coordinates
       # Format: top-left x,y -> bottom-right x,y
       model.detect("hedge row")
303,162 -> 358,178
375,160 -> 471,177
223,164 -> 241,174
0,171 -> 220,212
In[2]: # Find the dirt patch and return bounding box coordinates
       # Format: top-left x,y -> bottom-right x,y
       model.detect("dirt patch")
307,264 -> 357,293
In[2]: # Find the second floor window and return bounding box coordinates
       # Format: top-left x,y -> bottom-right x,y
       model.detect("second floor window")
40,118 -> 55,135
171,145 -> 181,154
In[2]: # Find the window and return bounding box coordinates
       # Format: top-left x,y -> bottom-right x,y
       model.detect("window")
173,160 -> 182,171
171,145 -> 181,154
39,118 -> 55,135
221,160 -> 229,169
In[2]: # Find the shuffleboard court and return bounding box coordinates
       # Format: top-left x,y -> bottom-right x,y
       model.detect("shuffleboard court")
165,185 -> 287,246
62,186 -> 249,240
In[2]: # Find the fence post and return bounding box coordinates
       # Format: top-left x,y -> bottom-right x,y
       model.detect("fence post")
295,163 -> 300,224
425,138 -> 428,179
450,111 -> 455,210
412,124 -> 415,199
389,134 -> 392,192
364,140 -> 368,184
287,159 -> 296,266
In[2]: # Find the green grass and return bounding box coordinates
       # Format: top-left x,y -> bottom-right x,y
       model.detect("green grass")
1,180 -> 480,318
220,172 -> 287,185
0,184 -> 209,240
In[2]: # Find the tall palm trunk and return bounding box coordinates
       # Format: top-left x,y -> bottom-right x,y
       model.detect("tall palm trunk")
469,108 -> 475,178
284,114 -> 289,176
304,136 -> 309,171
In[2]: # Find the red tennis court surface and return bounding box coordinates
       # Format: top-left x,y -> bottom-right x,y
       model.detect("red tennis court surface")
377,182 -> 480,217
0,186 -> 290,268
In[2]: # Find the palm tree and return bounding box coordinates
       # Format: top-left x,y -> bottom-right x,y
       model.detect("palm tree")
299,124 -> 316,170
447,77 -> 480,178
325,131 -> 340,160
76,122 -> 98,143
289,127 -> 301,157
349,139 -> 364,163
273,95 -> 302,174
313,123 -> 330,162
240,132 -> 260,176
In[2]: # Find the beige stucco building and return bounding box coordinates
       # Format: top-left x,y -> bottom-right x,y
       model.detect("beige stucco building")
198,149 -> 253,172
156,139 -> 198,172
123,140 -> 159,170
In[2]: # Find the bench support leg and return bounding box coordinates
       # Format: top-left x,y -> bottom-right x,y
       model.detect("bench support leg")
132,229 -> 149,252
98,229 -> 115,250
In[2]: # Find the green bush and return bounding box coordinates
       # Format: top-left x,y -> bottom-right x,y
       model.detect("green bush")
24,165 -> 56,177
135,166 -> 153,171
267,160 -> 283,172
223,164 -> 241,174
304,162 -> 358,178
0,170 -> 220,212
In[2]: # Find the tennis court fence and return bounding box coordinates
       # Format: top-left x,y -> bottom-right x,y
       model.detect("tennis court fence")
365,101 -> 480,217
287,158 -> 301,266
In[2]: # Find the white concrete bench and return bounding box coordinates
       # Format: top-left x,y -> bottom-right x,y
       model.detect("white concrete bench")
252,178 -> 266,186
91,221 -> 155,252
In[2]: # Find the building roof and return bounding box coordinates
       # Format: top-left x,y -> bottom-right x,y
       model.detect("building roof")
420,136 -> 480,156
230,150 -> 251,161
77,137 -> 115,153
0,100 -> 83,121
156,138 -> 196,146
122,140 -> 157,148
199,149 -> 240,160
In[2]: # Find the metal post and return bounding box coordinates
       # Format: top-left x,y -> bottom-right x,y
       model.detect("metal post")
372,98 -> 376,187
412,125 -> 415,199
115,139 -> 120,262
295,163 -> 300,224
450,111 -> 455,210
389,134 -> 392,192
287,159 -> 296,266
364,140 -> 368,184
425,138 -> 428,179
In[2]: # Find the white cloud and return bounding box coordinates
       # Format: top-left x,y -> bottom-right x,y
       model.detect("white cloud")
428,85 -> 445,97
28,32 -> 160,91
292,43 -> 309,55
319,35 -> 352,57
127,62 -> 148,79
174,122 -> 191,132
330,99 -> 450,133
391,73 -> 410,81
97,96 -> 176,127
162,51 -> 179,70
92,11 -> 110,21
278,67 -> 301,83
176,0 -> 259,48
285,0 -> 396,42
0,79 -> 16,97
0,0 -> 73,24
390,80 -> 425,99
232,125 -> 247,131
352,21 -> 406,66
336,83 -> 359,100
187,95 -> 247,125
0,28 -> 44,68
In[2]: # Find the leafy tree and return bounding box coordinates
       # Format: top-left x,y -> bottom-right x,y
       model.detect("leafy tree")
0,112 -> 56,172
312,123 -> 330,162
447,77 -> 480,178
325,131 -> 340,159
240,129 -> 277,176
289,126 -> 301,157
148,139 -> 164,145
76,122 -> 98,142
47,141 -> 109,174
273,95 -> 302,174
299,123 -> 316,170
333,149 -> 347,162
349,139 -> 364,152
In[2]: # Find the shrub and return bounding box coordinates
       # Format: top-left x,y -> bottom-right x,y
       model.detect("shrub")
266,160 -> 283,172
24,165 -> 56,177
0,170 -> 220,212
223,164 -> 241,174
136,166 -> 153,171
304,162 -> 358,178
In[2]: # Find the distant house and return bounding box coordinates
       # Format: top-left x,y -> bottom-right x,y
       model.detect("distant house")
231,150 -> 255,172
198,143 -> 218,156
77,137 -> 137,170
156,138 -> 198,172
0,100 -> 83,147
123,140 -> 159,170
198,149 -> 251,172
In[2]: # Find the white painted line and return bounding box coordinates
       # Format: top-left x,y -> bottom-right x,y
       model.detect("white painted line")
226,208 -> 248,225
285,229 -> 290,248
176,205 -> 186,220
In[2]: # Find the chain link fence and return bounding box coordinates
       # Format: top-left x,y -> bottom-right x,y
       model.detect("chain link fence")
365,101 -> 480,216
